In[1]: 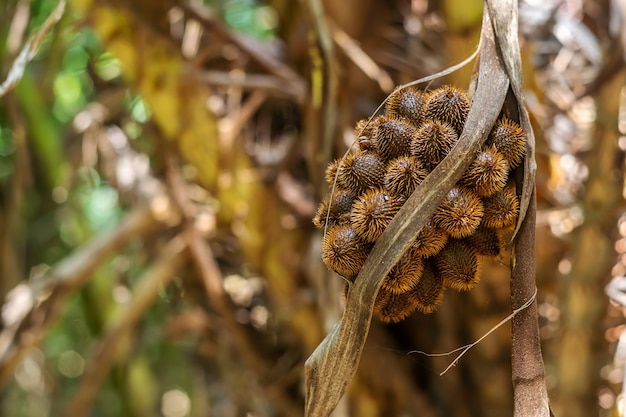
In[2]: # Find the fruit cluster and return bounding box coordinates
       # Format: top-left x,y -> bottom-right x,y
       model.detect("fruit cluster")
313,85 -> 525,323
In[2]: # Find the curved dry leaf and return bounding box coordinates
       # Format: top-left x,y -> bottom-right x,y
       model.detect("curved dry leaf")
485,0 -> 537,237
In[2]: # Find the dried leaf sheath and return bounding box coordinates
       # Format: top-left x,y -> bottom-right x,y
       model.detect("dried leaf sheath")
484,0 -> 536,236
304,14 -> 510,416
484,0 -> 548,415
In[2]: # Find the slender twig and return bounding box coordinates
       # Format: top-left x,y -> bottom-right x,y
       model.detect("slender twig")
219,89 -> 267,147
6,0 -> 31,54
0,0 -> 66,98
64,236 -> 188,417
275,171 -> 317,220
328,19 -> 394,93
195,70 -> 302,100
1,91 -> 32,299
0,205 -> 163,387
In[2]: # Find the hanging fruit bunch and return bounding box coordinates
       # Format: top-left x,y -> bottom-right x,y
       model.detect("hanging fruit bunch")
313,85 -> 526,323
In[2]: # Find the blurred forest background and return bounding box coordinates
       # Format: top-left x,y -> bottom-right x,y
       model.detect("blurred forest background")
1,0 -> 626,416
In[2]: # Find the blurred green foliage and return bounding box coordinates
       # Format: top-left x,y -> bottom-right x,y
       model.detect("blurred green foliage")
215,0 -> 278,40
0,127 -> 15,181
0,0 -> 284,416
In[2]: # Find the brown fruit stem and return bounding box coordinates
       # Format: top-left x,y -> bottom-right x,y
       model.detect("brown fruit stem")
510,189 -> 550,416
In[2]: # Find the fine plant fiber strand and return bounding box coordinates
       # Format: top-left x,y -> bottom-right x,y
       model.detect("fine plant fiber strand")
408,287 -> 537,375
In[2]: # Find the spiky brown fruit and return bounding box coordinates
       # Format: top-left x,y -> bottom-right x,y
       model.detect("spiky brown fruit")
410,120 -> 458,170
433,186 -> 484,238
374,288 -> 420,323
354,117 -> 377,142
435,239 -> 480,291
460,145 -> 509,197
381,249 -> 424,294
322,223 -> 372,279
337,151 -> 386,194
412,219 -> 449,258
384,155 -> 428,198
409,260 -> 445,314
351,188 -> 404,242
421,85 -> 471,135
357,136 -> 376,152
385,87 -> 425,126
488,117 -> 526,168
312,190 -> 356,229
374,117 -> 416,161
464,225 -> 502,257
482,184 -> 519,229
324,159 -> 341,186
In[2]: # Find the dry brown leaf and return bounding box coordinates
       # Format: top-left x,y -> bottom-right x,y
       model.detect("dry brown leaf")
485,0 -> 536,236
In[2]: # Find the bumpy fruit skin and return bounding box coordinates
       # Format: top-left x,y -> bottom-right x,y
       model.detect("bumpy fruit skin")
433,186 -> 484,239
488,117 -> 526,168
421,85 -> 471,135
381,249 -> 424,294
351,188 -> 404,242
374,289 -> 421,323
465,226 -> 502,257
322,223 -> 372,279
385,87 -> 425,126
460,145 -> 509,197
411,120 -> 458,170
338,151 -> 386,194
354,117 -> 378,143
313,190 -> 356,229
375,117 -> 416,161
434,239 -> 480,291
482,184 -> 519,229
412,219 -> 449,258
384,155 -> 428,198
409,260 -> 445,313
357,136 -> 376,152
